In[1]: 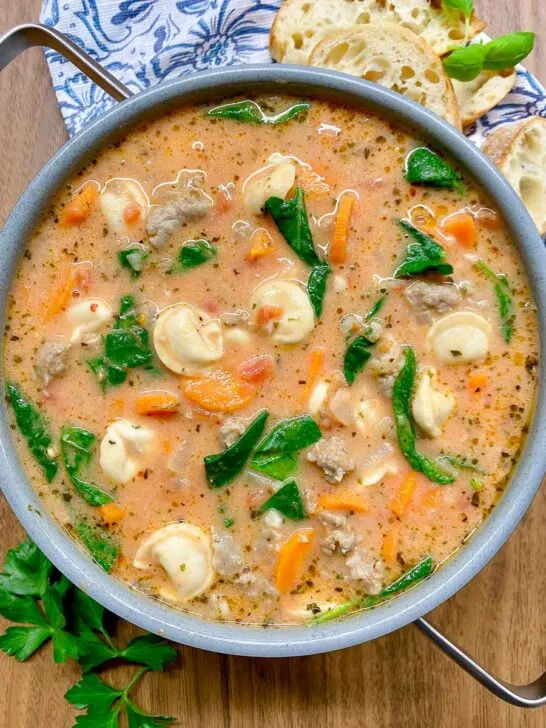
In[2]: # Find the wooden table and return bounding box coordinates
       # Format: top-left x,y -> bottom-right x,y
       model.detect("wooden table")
1,2 -> 545,726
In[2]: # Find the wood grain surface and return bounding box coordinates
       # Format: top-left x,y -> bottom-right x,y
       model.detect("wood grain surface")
0,2 -> 545,726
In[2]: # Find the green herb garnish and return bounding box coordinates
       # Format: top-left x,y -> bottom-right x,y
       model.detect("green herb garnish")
443,32 -> 535,82
176,239 -> 217,270
475,259 -> 515,343
310,555 -> 434,625
442,0 -> 473,40
405,148 -> 463,192
307,262 -> 331,317
75,521 -> 120,573
364,293 -> 387,321
470,478 -> 483,491
394,220 -> 454,278
61,426 -> 114,507
5,382 -> 58,482
204,411 -> 269,488
251,415 -> 322,481
207,100 -> 310,125
343,335 -> 373,386
256,480 -> 307,521
118,248 -> 148,279
392,348 -> 456,485
87,295 -> 154,390
265,187 -> 321,267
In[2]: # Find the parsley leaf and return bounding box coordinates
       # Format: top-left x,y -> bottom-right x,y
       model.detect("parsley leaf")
125,700 -> 176,727
66,674 -> 123,713
120,634 -> 177,672
0,539 -> 53,597
0,625 -> 52,661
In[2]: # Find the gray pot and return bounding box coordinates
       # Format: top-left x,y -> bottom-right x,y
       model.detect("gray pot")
0,24 -> 545,706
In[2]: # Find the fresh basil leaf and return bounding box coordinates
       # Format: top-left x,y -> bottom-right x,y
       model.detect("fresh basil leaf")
120,634 -> 177,672
61,426 -> 113,507
256,480 -> 307,520
392,348 -> 455,485
343,335 -> 373,386
442,0 -> 473,14
75,521 -> 120,573
442,43 -> 487,82
475,259 -> 515,343
118,248 -> 148,279
204,411 -> 269,488
394,220 -> 453,278
65,673 -> 122,713
176,239 -> 217,270
0,625 -> 52,661
5,382 -> 58,482
125,699 -> 176,728
482,32 -> 535,71
252,415 -> 322,480
265,187 -> 321,267
207,100 -> 310,125
405,148 -> 463,192
0,539 -> 53,597
310,555 -> 433,624
307,263 -> 330,317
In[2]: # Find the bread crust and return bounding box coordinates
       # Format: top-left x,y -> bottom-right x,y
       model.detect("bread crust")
453,70 -> 516,127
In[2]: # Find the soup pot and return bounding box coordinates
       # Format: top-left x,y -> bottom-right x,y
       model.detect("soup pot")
0,23 -> 545,706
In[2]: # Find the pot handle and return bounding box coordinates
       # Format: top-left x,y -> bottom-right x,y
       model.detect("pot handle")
416,617 -> 546,707
0,23 -> 132,101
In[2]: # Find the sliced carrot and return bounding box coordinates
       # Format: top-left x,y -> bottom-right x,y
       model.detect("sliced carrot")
123,202 -> 141,225
382,530 -> 398,564
256,304 -> 283,326
318,490 -> 369,513
296,165 -> 332,200
182,370 -> 257,413
136,391 -> 180,415
247,229 -> 275,260
237,354 -> 275,384
330,193 -> 356,265
467,371 -> 488,394
98,503 -> 125,526
299,347 -> 325,408
60,182 -> 99,226
44,261 -> 93,321
390,472 -> 417,518
275,528 -> 316,594
441,211 -> 477,248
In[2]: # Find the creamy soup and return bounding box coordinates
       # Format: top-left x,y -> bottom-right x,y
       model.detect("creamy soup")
3,96 -> 539,626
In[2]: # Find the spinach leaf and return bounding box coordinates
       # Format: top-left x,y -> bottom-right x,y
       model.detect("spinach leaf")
343,335 -> 373,386
87,296 -> 154,390
394,220 -> 454,278
310,555 -> 434,624
207,100 -> 310,125
204,411 -> 269,488
75,521 -> 119,573
475,259 -> 515,343
60,427 -> 113,507
118,248 -> 148,279
364,293 -> 387,321
252,415 -> 322,480
256,480 -> 307,520
307,263 -> 330,317
176,239 -> 217,270
405,148 -> 463,192
443,32 -> 535,82
265,187 -> 321,267
392,348 -> 456,485
5,383 -> 58,482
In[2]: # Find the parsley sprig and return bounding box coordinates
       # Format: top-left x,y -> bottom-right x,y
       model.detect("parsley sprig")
0,538 -> 177,726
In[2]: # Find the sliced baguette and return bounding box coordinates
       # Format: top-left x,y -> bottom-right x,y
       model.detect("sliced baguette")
484,117 -> 546,235
452,70 -> 516,127
308,26 -> 461,128
270,0 -> 486,65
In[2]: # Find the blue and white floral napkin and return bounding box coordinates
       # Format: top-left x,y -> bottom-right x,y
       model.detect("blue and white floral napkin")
40,0 -> 545,144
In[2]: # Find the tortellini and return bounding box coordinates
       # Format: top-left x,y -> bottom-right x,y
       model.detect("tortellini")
99,420 -> 156,483
67,298 -> 113,343
411,367 -> 455,438
153,303 -> 223,375
253,279 -> 315,344
243,162 -> 296,215
133,523 -> 215,602
427,311 -> 491,364
100,178 -> 149,240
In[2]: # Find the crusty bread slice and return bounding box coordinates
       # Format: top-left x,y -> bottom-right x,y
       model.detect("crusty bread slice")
270,0 -> 485,64
484,117 -> 546,235
308,26 -> 461,128
452,70 -> 516,127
